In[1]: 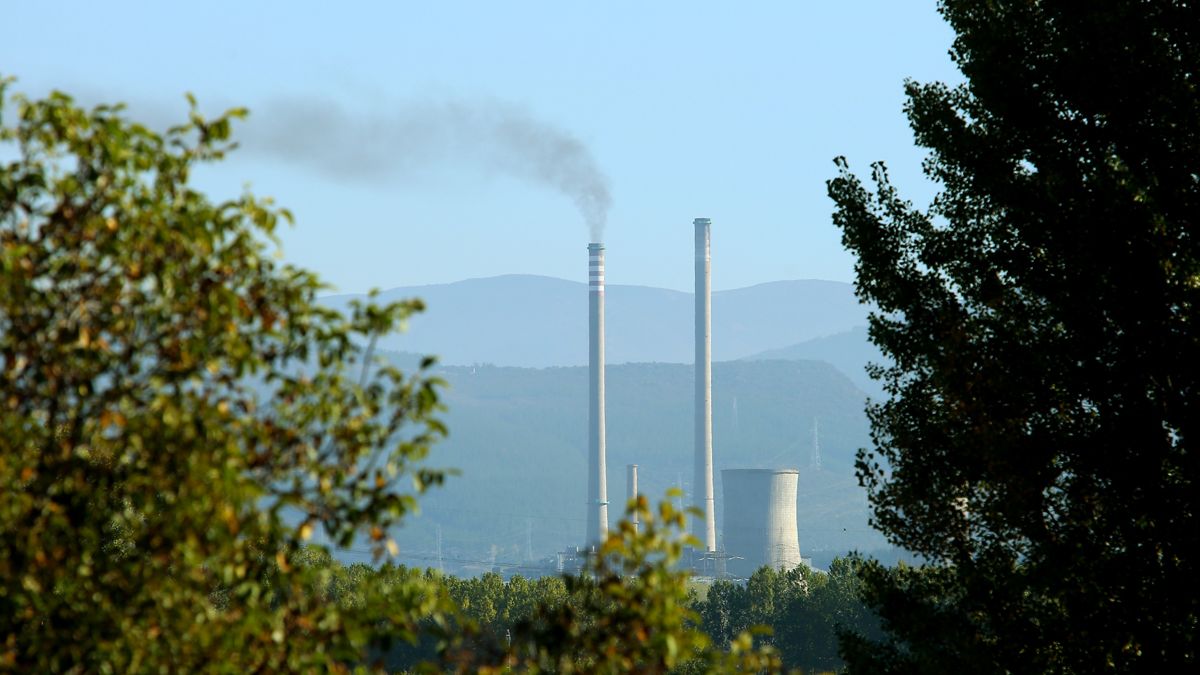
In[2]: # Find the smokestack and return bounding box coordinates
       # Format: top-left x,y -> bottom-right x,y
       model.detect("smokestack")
694,218 -> 717,553
627,464 -> 639,534
586,243 -> 609,547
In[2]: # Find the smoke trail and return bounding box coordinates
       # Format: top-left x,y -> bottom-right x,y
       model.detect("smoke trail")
240,96 -> 611,241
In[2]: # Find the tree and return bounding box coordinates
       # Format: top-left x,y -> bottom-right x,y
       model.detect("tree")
697,577 -> 750,649
0,81 -> 451,671
827,1 -> 1199,671
693,558 -> 880,672
772,557 -> 881,672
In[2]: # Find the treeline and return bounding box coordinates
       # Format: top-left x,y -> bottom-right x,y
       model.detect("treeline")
299,548 -> 880,673
698,560 -> 881,672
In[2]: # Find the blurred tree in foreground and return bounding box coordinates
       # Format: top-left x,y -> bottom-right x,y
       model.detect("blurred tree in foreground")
0,80 -> 451,671
828,1 -> 1199,672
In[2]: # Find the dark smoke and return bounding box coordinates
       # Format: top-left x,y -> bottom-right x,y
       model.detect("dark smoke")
239,96 -> 612,241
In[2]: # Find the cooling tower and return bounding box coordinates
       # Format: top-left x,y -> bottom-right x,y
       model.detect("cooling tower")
627,464 -> 639,533
721,469 -> 802,578
694,218 -> 717,553
585,243 -> 609,547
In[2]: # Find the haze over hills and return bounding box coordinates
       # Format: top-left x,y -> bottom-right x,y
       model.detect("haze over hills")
322,275 -> 871,368
744,326 -> 887,399
322,276 -> 897,571
360,354 -> 889,571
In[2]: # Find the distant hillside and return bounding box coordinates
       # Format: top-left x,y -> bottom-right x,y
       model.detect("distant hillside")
383,356 -> 886,567
744,326 -> 888,399
321,275 -> 868,368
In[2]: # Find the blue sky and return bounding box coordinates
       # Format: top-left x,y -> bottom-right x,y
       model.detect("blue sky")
3,1 -> 960,293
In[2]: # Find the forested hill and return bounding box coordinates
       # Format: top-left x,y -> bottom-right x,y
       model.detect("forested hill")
322,275 -> 868,367
378,353 -> 888,571
744,326 -> 886,399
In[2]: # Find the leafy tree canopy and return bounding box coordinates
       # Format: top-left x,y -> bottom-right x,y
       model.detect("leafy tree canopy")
828,1 -> 1199,672
0,79 -> 450,672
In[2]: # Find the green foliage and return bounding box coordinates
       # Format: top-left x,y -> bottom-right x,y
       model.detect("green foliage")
827,1 -> 1200,672
0,80 -> 450,671
450,495 -> 785,674
441,571 -> 568,639
696,557 -> 881,673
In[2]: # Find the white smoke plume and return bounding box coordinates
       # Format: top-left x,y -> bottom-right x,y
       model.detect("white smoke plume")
239,96 -> 612,242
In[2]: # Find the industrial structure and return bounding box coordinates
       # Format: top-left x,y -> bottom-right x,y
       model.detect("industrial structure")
571,221 -> 802,578
626,464 -> 639,533
694,218 -> 717,555
585,242 -> 609,548
721,468 -> 802,578
811,418 -> 823,471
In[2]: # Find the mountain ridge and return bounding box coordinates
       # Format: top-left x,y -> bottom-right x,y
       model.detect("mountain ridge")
321,274 -> 870,368
383,355 -> 885,567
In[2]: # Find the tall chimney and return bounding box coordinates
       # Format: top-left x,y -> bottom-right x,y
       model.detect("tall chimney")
586,243 -> 609,547
694,218 -> 717,553
626,464 -> 639,534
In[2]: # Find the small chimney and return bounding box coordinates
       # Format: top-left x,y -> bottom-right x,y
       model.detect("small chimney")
626,464 -> 639,534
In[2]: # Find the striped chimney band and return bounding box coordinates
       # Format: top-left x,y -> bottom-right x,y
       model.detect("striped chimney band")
588,242 -> 605,293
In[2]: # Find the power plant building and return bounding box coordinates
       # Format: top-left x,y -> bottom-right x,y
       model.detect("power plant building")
721,468 -> 802,578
